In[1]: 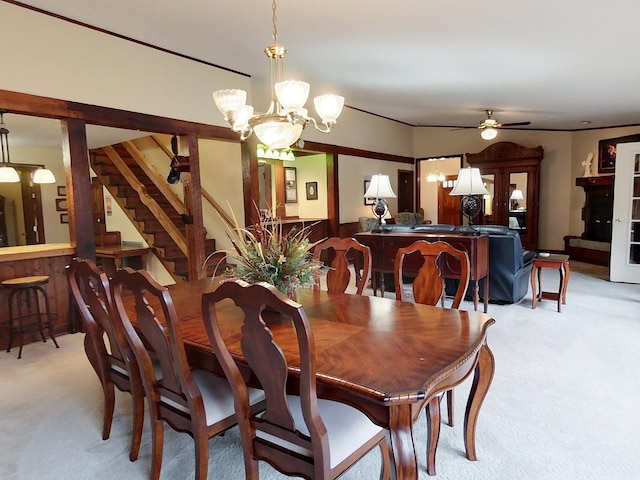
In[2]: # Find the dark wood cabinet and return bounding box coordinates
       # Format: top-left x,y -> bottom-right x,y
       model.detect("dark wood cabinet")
466,142 -> 543,251
575,176 -> 614,242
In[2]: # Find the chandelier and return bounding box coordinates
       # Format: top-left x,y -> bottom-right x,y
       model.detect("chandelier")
0,111 -> 56,184
212,0 -> 344,150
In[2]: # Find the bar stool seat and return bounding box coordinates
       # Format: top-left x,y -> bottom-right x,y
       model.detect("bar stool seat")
2,275 -> 60,359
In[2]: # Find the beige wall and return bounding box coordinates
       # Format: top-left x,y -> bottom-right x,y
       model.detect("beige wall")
4,2 -> 640,257
339,156 -> 414,224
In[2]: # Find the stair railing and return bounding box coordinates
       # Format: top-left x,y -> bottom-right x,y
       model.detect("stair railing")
102,145 -> 188,256
150,135 -> 235,229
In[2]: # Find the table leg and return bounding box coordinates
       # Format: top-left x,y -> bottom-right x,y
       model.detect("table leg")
464,343 -> 495,461
472,280 -> 479,312
425,396 -> 442,476
389,404 -> 419,480
530,266 -> 539,309
556,265 -> 565,312
562,261 -> 570,304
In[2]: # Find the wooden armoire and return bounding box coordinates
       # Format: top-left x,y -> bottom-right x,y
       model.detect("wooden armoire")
466,141 -> 544,251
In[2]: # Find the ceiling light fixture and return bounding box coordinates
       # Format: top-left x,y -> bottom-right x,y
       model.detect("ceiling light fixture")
426,157 -> 446,182
480,127 -> 498,141
212,0 -> 344,151
0,111 -> 56,184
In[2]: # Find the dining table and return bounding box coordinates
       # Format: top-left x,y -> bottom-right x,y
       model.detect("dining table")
159,279 -> 496,479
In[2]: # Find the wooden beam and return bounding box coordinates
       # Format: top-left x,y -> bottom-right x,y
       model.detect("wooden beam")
61,118 -> 95,260
181,134 -> 205,280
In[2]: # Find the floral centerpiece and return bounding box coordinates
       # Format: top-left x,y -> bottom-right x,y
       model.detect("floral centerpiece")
206,205 -> 322,299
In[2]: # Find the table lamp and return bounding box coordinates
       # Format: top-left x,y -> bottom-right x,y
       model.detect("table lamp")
449,167 -> 489,234
510,189 -> 524,210
364,173 -> 397,232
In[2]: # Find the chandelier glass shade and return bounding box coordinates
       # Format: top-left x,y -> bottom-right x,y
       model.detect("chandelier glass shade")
212,0 -> 344,151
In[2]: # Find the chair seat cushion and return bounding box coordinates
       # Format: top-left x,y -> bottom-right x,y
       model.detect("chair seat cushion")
161,369 -> 265,426
257,395 -> 384,469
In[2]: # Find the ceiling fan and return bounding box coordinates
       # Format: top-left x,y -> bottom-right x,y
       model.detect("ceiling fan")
478,109 -> 531,140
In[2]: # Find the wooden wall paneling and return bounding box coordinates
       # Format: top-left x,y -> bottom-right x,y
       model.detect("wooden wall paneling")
0,253 -> 74,351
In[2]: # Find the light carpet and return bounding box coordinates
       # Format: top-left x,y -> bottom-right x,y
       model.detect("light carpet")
0,262 -> 638,479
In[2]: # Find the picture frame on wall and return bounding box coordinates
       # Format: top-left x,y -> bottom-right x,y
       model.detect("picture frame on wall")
59,213 -> 69,224
57,186 -> 66,197
598,134 -> 640,173
305,181 -> 318,200
284,167 -> 297,203
55,198 -> 68,211
364,180 -> 375,205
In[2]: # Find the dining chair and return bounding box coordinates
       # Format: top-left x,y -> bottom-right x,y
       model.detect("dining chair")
393,240 -> 470,473
65,257 -> 145,462
110,267 -> 265,480
201,279 -> 391,480
312,236 -> 371,295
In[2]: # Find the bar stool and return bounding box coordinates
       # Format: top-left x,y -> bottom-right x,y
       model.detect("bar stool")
2,275 -> 60,359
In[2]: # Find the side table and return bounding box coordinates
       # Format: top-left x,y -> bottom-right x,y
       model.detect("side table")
530,254 -> 571,312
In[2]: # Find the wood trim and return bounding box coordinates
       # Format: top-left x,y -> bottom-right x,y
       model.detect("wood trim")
0,244 -> 75,261
302,140 -> 415,165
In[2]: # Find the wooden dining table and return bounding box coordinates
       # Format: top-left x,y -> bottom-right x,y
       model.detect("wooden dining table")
160,279 -> 496,479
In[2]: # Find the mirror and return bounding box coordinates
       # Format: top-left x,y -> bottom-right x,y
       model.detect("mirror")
0,113 -> 151,246
508,171 -> 528,231
480,173 -> 495,224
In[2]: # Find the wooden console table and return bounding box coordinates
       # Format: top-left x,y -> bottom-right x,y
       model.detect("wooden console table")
355,231 -> 490,312
95,245 -> 151,276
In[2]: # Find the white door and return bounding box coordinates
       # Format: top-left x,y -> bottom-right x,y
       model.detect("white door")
610,142 -> 640,283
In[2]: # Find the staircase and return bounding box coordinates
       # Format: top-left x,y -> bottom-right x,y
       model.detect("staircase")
90,141 -> 223,281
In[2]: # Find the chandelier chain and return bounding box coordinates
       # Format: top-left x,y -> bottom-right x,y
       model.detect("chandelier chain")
271,0 -> 278,43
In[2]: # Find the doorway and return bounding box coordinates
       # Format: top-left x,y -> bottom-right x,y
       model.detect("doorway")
438,175 -> 462,225
397,170 -> 414,213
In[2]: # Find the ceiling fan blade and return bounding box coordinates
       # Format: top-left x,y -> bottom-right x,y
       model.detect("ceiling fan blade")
500,121 -> 531,127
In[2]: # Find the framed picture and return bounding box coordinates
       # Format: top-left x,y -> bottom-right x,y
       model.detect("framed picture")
284,167 -> 297,203
364,180 -> 375,205
59,213 -> 69,224
598,134 -> 640,173
55,198 -> 68,211
57,186 -> 66,197
306,181 -> 318,200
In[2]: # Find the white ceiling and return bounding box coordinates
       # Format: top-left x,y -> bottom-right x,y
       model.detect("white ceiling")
11,0 -> 640,132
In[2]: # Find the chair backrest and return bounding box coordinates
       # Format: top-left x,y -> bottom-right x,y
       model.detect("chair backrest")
312,237 -> 371,295
110,267 -> 204,427
202,279 -> 331,479
66,257 -> 132,382
394,240 -> 470,308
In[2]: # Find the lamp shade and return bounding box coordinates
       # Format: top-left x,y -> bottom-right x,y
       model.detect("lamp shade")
32,168 -> 56,184
313,94 -> 345,125
364,174 -> 397,199
480,127 -> 498,140
509,189 -> 524,200
449,167 -> 489,196
0,165 -> 19,183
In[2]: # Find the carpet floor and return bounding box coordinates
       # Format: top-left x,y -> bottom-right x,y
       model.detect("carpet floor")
1,261 -> 638,479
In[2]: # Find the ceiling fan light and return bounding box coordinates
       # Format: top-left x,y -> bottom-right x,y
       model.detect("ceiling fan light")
314,94 -> 345,124
212,89 -> 247,120
275,81 -> 310,112
0,165 -> 19,183
481,127 -> 498,140
32,168 -> 56,184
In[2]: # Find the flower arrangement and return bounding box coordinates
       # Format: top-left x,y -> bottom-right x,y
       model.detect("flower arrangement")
207,204 -> 322,299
